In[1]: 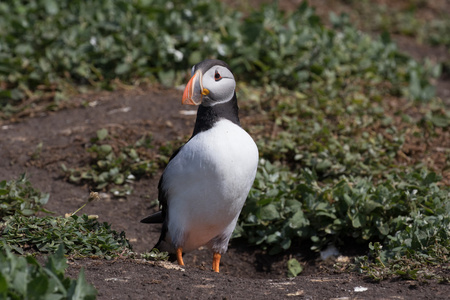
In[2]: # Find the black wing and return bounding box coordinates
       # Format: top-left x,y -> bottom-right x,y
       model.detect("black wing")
140,145 -> 184,254
140,145 -> 183,224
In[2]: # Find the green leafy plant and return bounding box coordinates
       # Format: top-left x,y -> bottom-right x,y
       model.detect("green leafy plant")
340,0 -> 450,47
0,0 -> 439,118
0,173 -> 51,219
356,241 -> 450,282
242,84 -> 408,179
0,245 -> 97,299
0,214 -> 131,258
140,248 -> 170,261
237,160 -> 450,257
234,59 -> 448,276
62,129 -> 157,195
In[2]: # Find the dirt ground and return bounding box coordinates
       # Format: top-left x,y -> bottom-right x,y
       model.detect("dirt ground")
1,1 -> 449,299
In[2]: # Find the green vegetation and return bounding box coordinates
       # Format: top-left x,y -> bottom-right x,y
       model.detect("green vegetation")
1,214 -> 131,258
234,49 -> 448,277
340,0 -> 450,47
62,129 -> 157,196
0,176 -> 129,297
0,245 -> 96,299
0,0 -> 440,117
1,0 -> 449,281
329,0 -> 450,75
139,248 -> 170,261
0,176 -> 131,258
0,173 -> 51,218
287,257 -> 304,278
236,161 -> 449,257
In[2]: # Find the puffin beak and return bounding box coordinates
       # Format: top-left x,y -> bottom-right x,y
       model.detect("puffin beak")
182,70 -> 209,105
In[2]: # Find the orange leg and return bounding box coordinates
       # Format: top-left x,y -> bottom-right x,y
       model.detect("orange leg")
212,252 -> 221,273
176,247 -> 184,266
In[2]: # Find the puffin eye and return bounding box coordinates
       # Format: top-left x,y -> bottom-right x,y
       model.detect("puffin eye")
214,71 -> 222,81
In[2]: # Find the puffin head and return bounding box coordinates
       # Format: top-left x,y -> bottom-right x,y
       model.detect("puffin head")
182,59 -> 236,107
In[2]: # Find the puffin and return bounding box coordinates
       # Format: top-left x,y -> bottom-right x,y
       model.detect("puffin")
141,59 -> 259,273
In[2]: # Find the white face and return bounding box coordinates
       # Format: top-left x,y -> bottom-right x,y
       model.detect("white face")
201,66 -> 236,106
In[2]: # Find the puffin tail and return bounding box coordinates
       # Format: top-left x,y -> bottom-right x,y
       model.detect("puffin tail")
140,211 -> 164,223
141,212 -> 177,262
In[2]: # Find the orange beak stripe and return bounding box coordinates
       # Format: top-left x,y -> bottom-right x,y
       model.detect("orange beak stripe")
182,70 -> 203,106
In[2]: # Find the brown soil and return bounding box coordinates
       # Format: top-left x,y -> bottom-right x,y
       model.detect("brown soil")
1,1 -> 449,299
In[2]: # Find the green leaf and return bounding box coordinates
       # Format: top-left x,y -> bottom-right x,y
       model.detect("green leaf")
289,210 -> 307,229
422,172 -> 438,185
316,159 -> 332,171
96,129 -> 109,141
266,232 -> 281,244
21,209 -> 35,216
351,212 -> 363,228
280,238 -> 291,250
114,174 -> 124,185
43,0 -> 59,15
0,273 -> 8,294
45,244 -> 67,275
99,144 -> 113,154
364,200 -> 383,214
115,63 -> 131,75
287,258 -> 303,277
27,274 -> 49,299
380,30 -> 391,44
430,114 -> 450,127
260,204 -> 280,221
377,222 -> 390,236
68,269 -> 97,300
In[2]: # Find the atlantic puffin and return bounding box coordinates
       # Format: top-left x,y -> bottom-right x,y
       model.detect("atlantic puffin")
141,59 -> 259,273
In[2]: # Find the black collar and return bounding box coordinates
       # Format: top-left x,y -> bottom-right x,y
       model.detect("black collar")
191,92 -> 240,137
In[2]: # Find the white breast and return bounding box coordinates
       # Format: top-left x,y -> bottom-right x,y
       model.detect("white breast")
162,119 -> 259,251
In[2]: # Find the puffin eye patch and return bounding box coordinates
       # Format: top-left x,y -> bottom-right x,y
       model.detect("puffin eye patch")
214,71 -> 222,81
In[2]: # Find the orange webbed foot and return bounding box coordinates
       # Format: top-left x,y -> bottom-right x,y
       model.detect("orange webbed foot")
213,252 -> 221,273
176,247 -> 184,266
